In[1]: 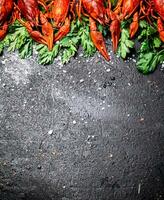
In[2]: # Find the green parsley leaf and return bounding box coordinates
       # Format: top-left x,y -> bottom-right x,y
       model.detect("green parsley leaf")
153,37 -> 161,48
0,42 -> 4,55
118,27 -> 134,59
137,50 -> 164,74
36,43 -> 60,65
3,21 -> 33,58
60,34 -> 79,64
78,25 -> 96,56
137,20 -> 163,74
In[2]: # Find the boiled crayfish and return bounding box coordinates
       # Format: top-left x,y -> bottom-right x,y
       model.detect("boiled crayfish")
16,0 -> 54,50
46,0 -> 75,42
77,0 -> 109,25
0,0 -> 163,63
140,0 -> 164,42
107,0 -> 121,52
0,0 -> 15,41
107,0 -> 141,52
153,0 -> 164,42
116,0 -> 140,37
77,0 -> 110,61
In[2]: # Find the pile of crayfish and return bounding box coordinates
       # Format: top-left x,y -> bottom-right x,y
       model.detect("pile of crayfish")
0,0 -> 164,61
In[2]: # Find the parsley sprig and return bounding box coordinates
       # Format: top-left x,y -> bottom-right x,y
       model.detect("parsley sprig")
137,20 -> 164,74
0,21 -> 33,58
36,18 -> 96,65
0,19 -> 96,65
0,18 -> 163,74
118,21 -> 134,59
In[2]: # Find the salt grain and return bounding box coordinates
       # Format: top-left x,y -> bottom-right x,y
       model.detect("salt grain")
79,79 -> 84,83
106,68 -> 111,72
109,153 -> 113,158
72,120 -> 77,124
48,130 -> 53,135
138,183 -> 141,194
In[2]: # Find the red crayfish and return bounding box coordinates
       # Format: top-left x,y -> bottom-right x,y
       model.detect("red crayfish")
77,0 -> 109,25
152,0 -> 164,42
109,0 -> 141,52
0,0 -> 163,63
16,0 -> 54,50
0,0 -> 15,41
46,0 -> 75,42
77,0 -> 110,61
120,0 -> 140,38
140,0 -> 164,42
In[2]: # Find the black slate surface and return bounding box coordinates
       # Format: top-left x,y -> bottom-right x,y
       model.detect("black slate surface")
0,48 -> 164,200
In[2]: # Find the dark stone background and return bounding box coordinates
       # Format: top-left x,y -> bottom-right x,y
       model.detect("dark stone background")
0,47 -> 164,200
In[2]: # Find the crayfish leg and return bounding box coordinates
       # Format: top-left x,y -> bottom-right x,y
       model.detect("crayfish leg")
70,0 -> 76,19
76,0 -> 82,19
37,0 -> 48,11
89,17 -> 110,61
114,0 -> 123,12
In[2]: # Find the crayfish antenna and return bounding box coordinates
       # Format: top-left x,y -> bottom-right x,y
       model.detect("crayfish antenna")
114,0 -> 123,13
70,0 -> 76,19
89,17 -> 110,61
76,0 -> 82,19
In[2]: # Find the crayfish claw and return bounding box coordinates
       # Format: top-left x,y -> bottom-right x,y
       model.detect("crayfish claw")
89,18 -> 110,61
110,19 -> 121,52
0,23 -> 8,41
0,0 -> 14,41
39,12 -> 54,50
130,12 -> 139,38
54,17 -> 70,42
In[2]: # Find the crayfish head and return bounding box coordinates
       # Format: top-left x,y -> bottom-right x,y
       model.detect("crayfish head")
122,0 -> 140,19
153,0 -> 164,21
17,0 -> 40,26
0,7 -> 6,24
52,7 -> 64,27
0,0 -> 13,24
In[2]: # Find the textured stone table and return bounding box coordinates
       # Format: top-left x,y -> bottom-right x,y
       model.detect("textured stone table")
0,47 -> 164,200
